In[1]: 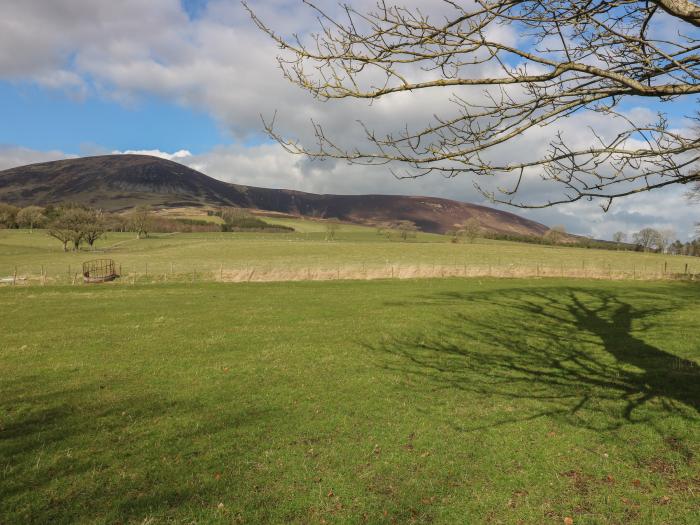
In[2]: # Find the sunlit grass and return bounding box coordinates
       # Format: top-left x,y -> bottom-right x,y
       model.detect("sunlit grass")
1,278 -> 698,523
1,229 -> 698,284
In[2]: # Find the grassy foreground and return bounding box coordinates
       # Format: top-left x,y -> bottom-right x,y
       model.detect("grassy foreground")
1,278 -> 698,524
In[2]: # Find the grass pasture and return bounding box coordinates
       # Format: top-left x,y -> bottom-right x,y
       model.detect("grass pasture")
1,278 -> 698,523
1,228 -> 698,285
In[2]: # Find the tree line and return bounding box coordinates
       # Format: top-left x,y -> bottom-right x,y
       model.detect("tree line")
214,208 -> 294,233
0,203 -> 218,251
614,229 -> 700,256
0,202 -> 297,251
446,219 -> 700,256
2,201 -> 698,256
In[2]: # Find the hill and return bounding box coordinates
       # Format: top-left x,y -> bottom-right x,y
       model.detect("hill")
0,154 -> 548,236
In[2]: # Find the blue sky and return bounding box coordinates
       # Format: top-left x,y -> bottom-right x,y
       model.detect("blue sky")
0,81 -> 227,155
181,0 -> 210,19
0,79 -> 688,160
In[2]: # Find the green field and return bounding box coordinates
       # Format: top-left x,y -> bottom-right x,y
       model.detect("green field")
1,228 -> 698,285
1,278 -> 698,523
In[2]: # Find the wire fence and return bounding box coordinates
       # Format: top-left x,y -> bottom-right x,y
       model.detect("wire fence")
1,260 -> 699,287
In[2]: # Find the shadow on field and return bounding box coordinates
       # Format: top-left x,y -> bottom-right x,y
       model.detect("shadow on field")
0,378 -> 276,522
371,286 -> 700,432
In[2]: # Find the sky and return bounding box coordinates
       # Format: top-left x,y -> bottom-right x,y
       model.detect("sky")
0,0 -> 697,240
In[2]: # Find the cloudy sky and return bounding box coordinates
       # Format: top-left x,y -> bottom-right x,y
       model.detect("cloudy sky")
0,0 -> 697,240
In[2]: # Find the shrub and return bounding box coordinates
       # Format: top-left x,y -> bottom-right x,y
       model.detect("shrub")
0,203 -> 19,228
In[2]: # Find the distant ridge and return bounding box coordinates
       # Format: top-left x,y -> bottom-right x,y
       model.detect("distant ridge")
0,154 -> 549,236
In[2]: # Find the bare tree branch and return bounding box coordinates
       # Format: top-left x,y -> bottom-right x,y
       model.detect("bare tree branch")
247,0 -> 700,208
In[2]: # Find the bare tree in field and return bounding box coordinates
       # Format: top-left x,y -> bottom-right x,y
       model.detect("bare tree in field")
47,207 -> 94,251
16,206 -> 46,233
396,220 -> 418,240
83,209 -> 107,249
633,227 -> 663,251
612,231 -> 627,244
459,218 -> 482,243
248,1 -> 700,209
47,224 -> 72,252
612,231 -> 627,249
128,206 -> 151,239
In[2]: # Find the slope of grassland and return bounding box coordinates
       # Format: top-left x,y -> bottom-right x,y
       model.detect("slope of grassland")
1,278 -> 698,523
0,228 -> 698,284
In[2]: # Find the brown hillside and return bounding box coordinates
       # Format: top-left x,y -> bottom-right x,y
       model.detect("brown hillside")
0,154 -> 548,236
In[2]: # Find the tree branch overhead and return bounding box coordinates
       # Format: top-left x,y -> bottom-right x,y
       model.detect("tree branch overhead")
247,0 -> 700,208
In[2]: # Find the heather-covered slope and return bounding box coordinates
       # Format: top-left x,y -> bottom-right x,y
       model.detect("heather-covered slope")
0,154 -> 548,235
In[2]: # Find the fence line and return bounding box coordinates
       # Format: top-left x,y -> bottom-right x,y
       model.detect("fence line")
1,261 -> 699,287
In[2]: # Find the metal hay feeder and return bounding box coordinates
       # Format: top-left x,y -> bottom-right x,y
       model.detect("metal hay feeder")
82,259 -> 119,283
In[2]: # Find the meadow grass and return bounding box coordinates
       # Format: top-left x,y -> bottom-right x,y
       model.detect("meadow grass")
1,229 -> 698,285
1,278 -> 698,524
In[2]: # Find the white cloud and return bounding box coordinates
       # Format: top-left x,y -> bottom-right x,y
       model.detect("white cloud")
112,149 -> 193,161
0,146 -> 75,171
0,0 -> 697,239
180,143 -> 700,241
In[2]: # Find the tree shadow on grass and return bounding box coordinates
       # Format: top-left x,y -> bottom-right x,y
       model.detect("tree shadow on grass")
0,377 -> 278,523
370,286 -> 700,433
